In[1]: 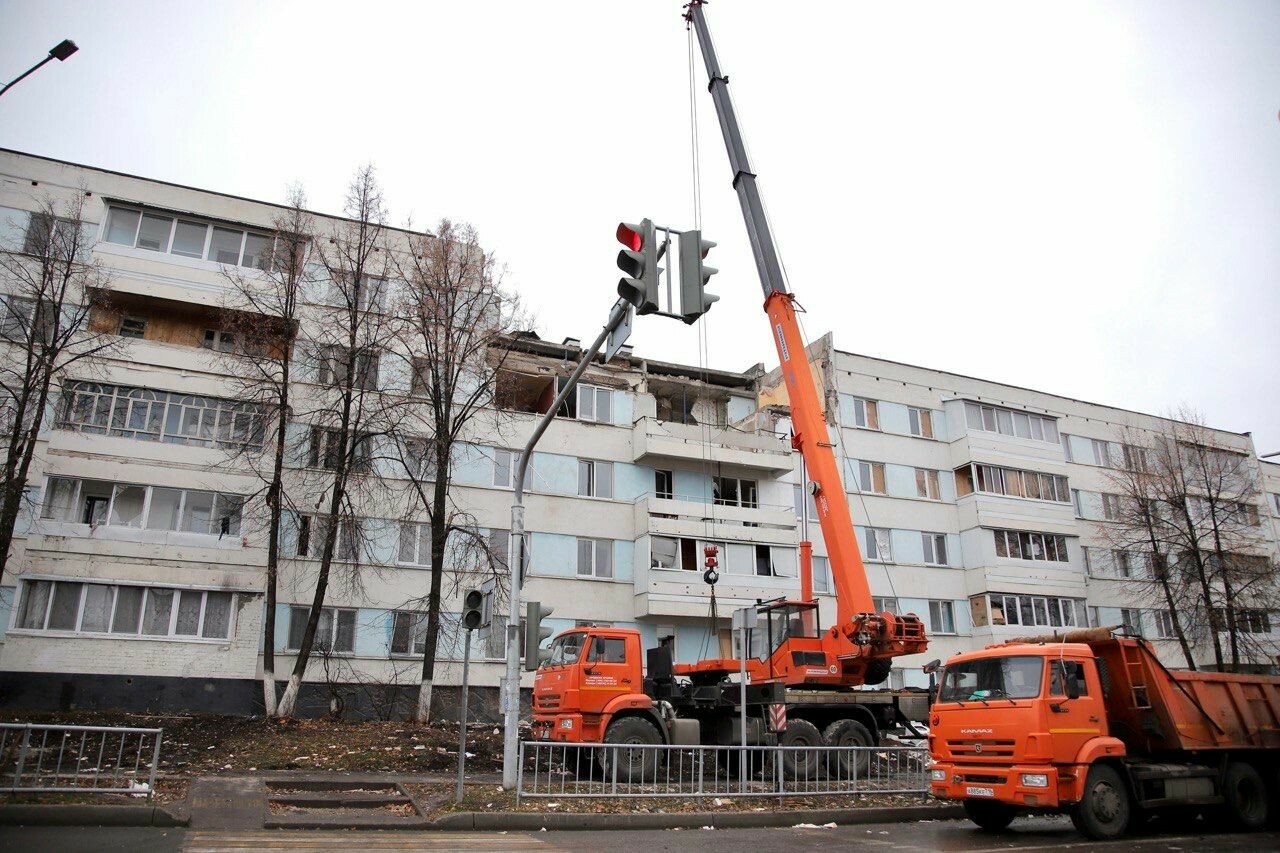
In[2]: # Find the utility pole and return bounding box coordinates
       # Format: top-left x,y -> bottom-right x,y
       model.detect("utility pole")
501,297 -> 632,789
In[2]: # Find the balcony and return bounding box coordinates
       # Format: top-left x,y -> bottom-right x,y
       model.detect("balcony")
635,495 -> 798,543
631,417 -> 792,473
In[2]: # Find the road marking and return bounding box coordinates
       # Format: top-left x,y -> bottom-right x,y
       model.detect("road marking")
182,830 -> 555,852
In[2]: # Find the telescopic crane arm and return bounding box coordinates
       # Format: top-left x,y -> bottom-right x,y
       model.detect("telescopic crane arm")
684,1 -> 927,669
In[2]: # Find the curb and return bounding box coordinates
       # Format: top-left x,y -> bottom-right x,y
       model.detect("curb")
0,803 -> 189,827
433,804 -> 964,832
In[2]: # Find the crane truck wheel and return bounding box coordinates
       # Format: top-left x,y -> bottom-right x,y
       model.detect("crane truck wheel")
862,659 -> 892,686
599,717 -> 661,783
822,719 -> 873,778
962,798 -> 1016,832
779,718 -> 823,780
1221,760 -> 1268,830
1069,764 -> 1131,840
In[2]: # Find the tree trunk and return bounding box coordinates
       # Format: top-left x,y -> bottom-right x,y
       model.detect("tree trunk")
0,359 -> 53,585
416,677 -> 434,723
277,672 -> 304,718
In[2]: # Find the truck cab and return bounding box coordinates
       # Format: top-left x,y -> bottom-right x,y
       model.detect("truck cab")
531,627 -> 659,744
929,643 -> 1115,813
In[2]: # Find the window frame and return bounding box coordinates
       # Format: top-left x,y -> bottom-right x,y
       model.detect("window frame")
850,397 -> 880,430
575,537 -> 615,579
102,204 -> 281,271
907,407 -> 934,439
928,600 -> 956,634
577,458 -> 614,499
14,579 -> 236,641
287,605 -> 356,653
921,532 -> 949,566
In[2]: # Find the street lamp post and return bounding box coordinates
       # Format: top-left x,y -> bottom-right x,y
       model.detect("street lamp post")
0,40 -> 79,99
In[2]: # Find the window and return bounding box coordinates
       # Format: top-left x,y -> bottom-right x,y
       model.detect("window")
872,596 -> 898,614
391,610 -> 428,655
398,522 -> 431,567
291,514 -> 357,561
853,461 -> 886,494
753,544 -> 797,577
23,212 -> 79,256
0,295 -> 48,342
308,427 -> 371,472
118,316 -> 147,339
850,397 -> 879,429
793,483 -> 819,519
288,606 -> 355,652
1101,493 -> 1123,520
954,463 -> 1069,503
202,329 -> 237,353
1122,444 -> 1148,472
964,402 -> 1059,443
993,529 -> 1069,563
928,600 -> 955,634
315,345 -> 379,391
862,527 -> 892,562
1071,489 -> 1084,517
1048,660 -> 1089,697
576,538 -> 614,578
651,535 -> 680,570
487,528 -> 531,574
492,449 -> 531,491
1090,439 -> 1115,468
1153,610 -> 1176,639
58,382 -> 265,450
921,533 -> 949,566
103,205 -> 278,270
574,384 -> 613,424
16,580 -> 233,639
403,438 -> 438,481
655,470 -> 673,500
327,272 -> 387,312
40,478 -> 243,536
1119,608 -> 1142,631
907,407 -> 934,438
811,555 -> 830,594
1272,494 -> 1280,515
915,468 -> 941,500
713,476 -> 757,508
578,459 -> 614,498
988,593 -> 1084,628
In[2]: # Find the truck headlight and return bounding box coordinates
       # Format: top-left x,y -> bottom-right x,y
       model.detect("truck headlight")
560,718 -> 574,729
1020,773 -> 1049,788
931,769 -> 947,782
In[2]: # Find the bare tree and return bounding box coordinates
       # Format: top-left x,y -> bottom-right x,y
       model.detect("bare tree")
390,219 -> 523,721
276,165 -> 401,718
0,194 -> 115,583
1100,411 -> 1275,672
217,186 -> 314,716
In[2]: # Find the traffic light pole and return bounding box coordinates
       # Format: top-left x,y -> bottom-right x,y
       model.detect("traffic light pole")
502,296 -> 632,790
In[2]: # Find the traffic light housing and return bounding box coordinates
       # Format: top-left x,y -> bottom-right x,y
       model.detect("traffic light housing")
678,229 -> 719,324
616,219 -> 661,315
462,589 -> 484,631
523,600 -> 555,671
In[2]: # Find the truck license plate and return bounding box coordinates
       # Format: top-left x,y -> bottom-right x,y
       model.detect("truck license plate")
965,786 -> 995,798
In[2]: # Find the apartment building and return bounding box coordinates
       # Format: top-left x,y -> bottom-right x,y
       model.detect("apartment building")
1,149 -> 1276,716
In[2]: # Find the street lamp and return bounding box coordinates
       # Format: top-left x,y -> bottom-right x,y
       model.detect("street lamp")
0,40 -> 79,99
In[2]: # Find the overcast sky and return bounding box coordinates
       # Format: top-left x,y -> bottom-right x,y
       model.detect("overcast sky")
2,0 -> 1277,452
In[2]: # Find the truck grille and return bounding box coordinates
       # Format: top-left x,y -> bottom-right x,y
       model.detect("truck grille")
947,739 -> 1015,758
963,773 -> 1007,785
536,694 -> 561,710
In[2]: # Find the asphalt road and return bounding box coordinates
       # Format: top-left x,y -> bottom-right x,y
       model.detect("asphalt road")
2,816 -> 1278,851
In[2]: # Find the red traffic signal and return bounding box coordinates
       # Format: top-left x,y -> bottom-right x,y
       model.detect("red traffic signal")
616,221 -> 643,252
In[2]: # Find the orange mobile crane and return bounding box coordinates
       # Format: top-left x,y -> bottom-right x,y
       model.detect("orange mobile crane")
529,1 -> 928,776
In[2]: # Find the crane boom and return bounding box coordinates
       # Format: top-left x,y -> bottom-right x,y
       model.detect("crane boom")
685,1 -> 927,672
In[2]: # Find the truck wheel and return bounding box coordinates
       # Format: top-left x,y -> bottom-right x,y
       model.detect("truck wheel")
1223,761 -> 1268,830
1070,764 -> 1131,840
822,719 -> 873,779
779,718 -> 823,780
599,717 -> 660,783
862,659 -> 892,686
963,798 -> 1016,832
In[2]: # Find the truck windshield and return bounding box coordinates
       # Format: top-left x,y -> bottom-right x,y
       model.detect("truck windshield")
542,632 -> 587,668
938,656 -> 1044,702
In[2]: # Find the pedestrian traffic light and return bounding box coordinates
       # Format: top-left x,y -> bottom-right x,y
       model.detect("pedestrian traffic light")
523,600 -> 555,671
678,229 -> 719,324
462,589 -> 484,631
616,219 -> 661,315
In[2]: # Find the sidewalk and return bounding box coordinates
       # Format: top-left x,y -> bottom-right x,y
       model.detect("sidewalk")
0,772 -> 961,831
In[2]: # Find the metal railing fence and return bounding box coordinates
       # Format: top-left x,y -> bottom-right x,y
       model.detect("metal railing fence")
518,741 -> 929,802
0,723 -> 162,798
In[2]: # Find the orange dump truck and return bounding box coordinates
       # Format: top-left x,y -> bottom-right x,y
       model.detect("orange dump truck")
929,628 -> 1280,839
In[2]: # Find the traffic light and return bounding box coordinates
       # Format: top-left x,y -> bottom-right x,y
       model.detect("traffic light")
462,589 -> 484,631
678,229 -> 719,324
523,600 -> 555,671
616,219 -> 661,315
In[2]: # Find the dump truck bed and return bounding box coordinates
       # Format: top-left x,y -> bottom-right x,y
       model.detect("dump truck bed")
1094,637 -> 1280,755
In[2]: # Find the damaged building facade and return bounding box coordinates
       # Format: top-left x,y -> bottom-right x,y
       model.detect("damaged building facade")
1,149 -> 1278,716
